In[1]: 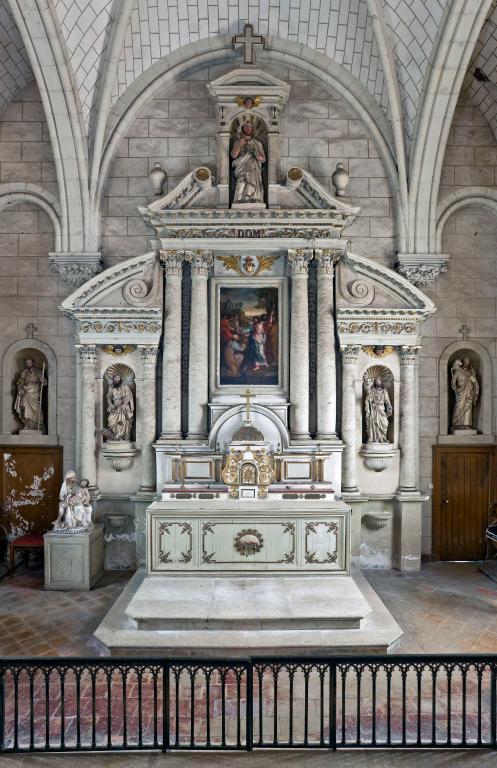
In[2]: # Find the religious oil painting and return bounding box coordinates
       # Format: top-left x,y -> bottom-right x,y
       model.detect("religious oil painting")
219,286 -> 279,386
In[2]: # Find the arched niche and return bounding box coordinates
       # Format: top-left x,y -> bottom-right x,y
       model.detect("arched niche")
1,339 -> 57,438
229,113 -> 268,207
439,341 -> 492,438
209,404 -> 289,453
362,364 -> 395,444
102,362 -> 136,443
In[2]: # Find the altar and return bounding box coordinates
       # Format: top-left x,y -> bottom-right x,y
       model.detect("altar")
58,63 -> 435,655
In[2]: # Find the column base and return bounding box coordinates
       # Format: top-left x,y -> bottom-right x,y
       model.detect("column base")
157,432 -> 183,444
135,487 -> 156,498
393,492 -> 429,572
184,434 -> 209,444
315,432 -> 340,443
290,432 -> 312,442
341,487 -> 361,496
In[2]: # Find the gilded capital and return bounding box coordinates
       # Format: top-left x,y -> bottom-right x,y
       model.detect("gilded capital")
160,249 -> 184,276
314,248 -> 341,275
186,249 -> 214,277
139,345 -> 158,367
287,248 -> 312,277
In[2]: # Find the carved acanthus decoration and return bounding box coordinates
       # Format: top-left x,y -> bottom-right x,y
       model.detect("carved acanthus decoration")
187,250 -> 213,277
79,320 -> 161,334
139,345 -> 158,367
50,260 -> 102,287
77,344 -> 97,364
288,249 -> 313,276
337,320 -> 417,336
397,263 -> 447,286
314,248 -> 341,275
216,253 -> 279,276
341,345 -> 361,364
160,250 -> 184,276
399,346 -> 421,365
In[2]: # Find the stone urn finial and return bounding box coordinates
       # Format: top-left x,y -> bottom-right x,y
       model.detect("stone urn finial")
331,162 -> 349,197
149,162 -> 167,195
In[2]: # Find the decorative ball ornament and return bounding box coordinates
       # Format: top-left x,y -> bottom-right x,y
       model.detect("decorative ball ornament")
149,162 -> 167,195
331,162 -> 349,197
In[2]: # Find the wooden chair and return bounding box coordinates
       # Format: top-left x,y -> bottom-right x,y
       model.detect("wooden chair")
9,534 -> 44,576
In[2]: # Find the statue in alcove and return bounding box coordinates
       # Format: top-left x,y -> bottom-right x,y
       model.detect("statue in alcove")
450,357 -> 479,432
105,372 -> 134,442
231,121 -> 266,204
363,375 -> 393,444
14,358 -> 47,432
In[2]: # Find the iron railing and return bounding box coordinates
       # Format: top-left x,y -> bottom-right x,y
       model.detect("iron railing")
0,654 -> 496,752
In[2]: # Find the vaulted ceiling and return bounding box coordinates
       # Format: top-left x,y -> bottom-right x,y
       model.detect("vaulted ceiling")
1,0 -> 495,256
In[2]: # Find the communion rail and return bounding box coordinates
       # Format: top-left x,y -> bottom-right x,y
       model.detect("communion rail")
0,654 -> 496,753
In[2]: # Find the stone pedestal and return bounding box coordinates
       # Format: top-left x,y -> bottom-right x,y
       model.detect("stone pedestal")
44,524 -> 104,590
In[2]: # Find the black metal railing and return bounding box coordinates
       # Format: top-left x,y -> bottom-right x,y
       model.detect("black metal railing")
0,655 -> 496,752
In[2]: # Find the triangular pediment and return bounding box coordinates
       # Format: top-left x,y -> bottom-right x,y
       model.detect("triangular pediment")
207,68 -> 291,101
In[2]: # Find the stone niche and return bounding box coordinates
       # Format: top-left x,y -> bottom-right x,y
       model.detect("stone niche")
1,338 -> 58,444
438,340 -> 493,443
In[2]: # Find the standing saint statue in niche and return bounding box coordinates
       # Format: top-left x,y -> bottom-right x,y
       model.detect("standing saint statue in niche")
105,373 -> 134,441
14,358 -> 46,432
231,121 -> 266,204
451,357 -> 479,432
363,375 -> 393,444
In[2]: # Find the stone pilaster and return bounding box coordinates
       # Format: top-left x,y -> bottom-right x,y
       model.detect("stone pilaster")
288,249 -> 312,440
160,250 -> 184,440
138,345 -> 158,494
340,344 -> 361,493
315,248 -> 340,439
186,250 -> 213,440
78,344 -> 98,492
398,345 -> 420,493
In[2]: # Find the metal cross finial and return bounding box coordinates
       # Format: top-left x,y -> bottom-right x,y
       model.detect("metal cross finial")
26,322 -> 37,339
242,388 -> 255,424
232,24 -> 265,64
459,323 -> 470,340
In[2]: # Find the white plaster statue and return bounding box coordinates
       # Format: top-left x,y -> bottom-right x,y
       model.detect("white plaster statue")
106,374 -> 134,441
52,471 -> 93,531
451,357 -> 479,432
231,121 -> 266,204
363,375 -> 393,444
14,358 -> 46,431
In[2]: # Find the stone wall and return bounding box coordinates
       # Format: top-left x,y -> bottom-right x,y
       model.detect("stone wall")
0,81 -> 76,473
101,61 -> 395,268
418,93 -> 497,555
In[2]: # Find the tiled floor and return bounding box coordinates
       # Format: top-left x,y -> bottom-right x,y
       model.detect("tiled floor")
1,562 -> 497,766
1,561 -> 497,657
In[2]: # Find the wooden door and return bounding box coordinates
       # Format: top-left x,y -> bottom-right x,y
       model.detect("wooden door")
0,446 -> 62,538
433,446 -> 494,561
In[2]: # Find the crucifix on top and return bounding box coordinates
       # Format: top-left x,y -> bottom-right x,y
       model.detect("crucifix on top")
232,24 -> 265,64
242,388 -> 255,425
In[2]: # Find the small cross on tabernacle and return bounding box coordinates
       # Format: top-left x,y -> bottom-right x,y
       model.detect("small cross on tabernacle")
26,323 -> 37,339
242,389 -> 255,424
232,24 -> 265,65
459,323 -> 470,340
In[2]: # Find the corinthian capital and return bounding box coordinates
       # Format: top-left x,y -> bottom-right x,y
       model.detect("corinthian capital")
341,344 -> 361,364
399,345 -> 421,365
287,248 -> 313,277
77,344 -> 98,365
314,248 -> 341,275
186,249 -> 214,277
139,345 -> 158,367
160,249 -> 184,276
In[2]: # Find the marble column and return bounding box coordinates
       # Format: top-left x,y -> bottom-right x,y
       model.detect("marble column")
288,249 -> 312,440
78,344 -> 98,492
160,250 -> 184,440
138,345 -> 158,494
340,344 -> 361,493
187,250 -> 213,440
398,345 -> 420,492
315,248 -> 340,439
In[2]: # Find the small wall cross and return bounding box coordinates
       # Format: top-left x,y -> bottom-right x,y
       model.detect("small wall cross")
26,322 -> 37,339
242,388 -> 255,424
459,323 -> 470,340
232,24 -> 265,64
